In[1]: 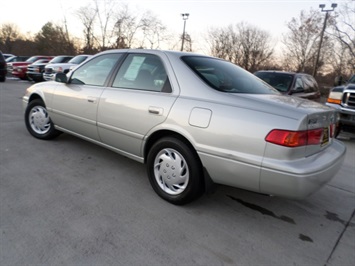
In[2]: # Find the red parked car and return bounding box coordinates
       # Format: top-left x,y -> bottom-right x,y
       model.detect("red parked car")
8,55 -> 53,80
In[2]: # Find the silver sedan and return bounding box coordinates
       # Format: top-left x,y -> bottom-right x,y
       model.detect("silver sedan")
23,49 -> 346,205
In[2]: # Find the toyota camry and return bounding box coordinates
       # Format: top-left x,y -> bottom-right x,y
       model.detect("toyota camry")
23,49 -> 346,205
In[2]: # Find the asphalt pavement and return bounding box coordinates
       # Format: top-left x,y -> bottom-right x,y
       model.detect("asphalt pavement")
1,78 -> 354,266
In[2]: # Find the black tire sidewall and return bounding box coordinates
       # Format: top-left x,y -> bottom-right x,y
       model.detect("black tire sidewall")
147,137 -> 203,205
25,99 -> 60,140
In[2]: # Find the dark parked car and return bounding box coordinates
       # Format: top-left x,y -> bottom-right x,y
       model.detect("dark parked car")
6,55 -> 30,63
0,51 -> 7,82
3,53 -> 15,60
254,71 -> 321,101
26,59 -> 52,82
27,55 -> 73,82
326,74 -> 355,136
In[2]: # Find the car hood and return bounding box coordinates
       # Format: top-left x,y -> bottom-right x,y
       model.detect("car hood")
332,83 -> 355,92
8,62 -> 31,66
45,63 -> 75,69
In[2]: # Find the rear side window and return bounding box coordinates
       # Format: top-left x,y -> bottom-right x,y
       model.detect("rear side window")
183,56 -> 278,94
112,54 -> 171,93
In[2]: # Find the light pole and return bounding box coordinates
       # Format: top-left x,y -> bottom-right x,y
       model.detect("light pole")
180,13 -> 189,51
312,3 -> 337,77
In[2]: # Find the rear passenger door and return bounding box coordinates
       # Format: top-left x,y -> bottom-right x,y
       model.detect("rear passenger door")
97,53 -> 178,158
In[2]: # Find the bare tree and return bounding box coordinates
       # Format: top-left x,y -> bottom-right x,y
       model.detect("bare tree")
207,23 -> 273,72
236,22 -> 273,72
93,0 -> 116,51
282,9 -> 333,73
208,25 -> 241,63
111,5 -> 141,49
140,11 -> 169,49
0,23 -> 21,53
77,5 -> 98,53
330,0 -> 355,74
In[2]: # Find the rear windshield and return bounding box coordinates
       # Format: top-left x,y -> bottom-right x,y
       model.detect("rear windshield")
182,56 -> 279,94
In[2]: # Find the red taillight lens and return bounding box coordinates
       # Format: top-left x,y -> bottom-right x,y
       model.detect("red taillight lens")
307,128 -> 324,145
266,130 -> 307,147
266,128 -> 324,147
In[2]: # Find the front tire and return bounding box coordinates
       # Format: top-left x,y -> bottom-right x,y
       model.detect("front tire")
147,137 -> 204,205
25,99 -> 61,140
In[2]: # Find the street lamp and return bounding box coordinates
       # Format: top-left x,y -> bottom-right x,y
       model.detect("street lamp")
312,3 -> 337,77
180,13 -> 189,51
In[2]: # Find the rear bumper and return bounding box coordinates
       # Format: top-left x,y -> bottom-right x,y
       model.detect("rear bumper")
260,140 -> 346,199
200,139 -> 346,199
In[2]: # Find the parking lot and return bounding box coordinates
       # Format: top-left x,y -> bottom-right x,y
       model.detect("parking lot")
0,78 -> 354,265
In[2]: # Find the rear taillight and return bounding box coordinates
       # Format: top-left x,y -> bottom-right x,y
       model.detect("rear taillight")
266,128 -> 325,147
330,123 -> 335,138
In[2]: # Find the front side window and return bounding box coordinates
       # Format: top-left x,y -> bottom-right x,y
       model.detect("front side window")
303,75 -> 317,93
301,76 -> 312,93
70,54 -> 122,86
294,77 -> 304,91
185,57 -> 279,94
112,54 -> 171,92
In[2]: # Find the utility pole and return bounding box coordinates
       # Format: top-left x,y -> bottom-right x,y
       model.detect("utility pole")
313,3 -> 337,77
180,13 -> 189,52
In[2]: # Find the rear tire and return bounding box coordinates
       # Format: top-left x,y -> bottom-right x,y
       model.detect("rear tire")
25,99 -> 61,140
147,137 -> 204,205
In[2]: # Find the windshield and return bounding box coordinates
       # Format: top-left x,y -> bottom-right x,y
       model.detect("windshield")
32,59 -> 49,64
348,75 -> 355,84
68,55 -> 89,64
182,56 -> 278,94
49,56 -> 72,64
254,72 -> 294,92
26,57 -> 42,63
6,56 -> 16,62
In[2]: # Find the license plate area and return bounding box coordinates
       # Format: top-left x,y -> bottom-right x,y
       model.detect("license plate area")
321,127 -> 329,146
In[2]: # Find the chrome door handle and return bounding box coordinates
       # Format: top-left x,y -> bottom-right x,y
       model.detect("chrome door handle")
87,97 -> 97,103
148,106 -> 163,115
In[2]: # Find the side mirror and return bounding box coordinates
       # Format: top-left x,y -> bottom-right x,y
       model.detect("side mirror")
55,73 -> 68,83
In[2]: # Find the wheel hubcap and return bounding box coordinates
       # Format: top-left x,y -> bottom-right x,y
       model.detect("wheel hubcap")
29,106 -> 51,134
153,148 -> 189,195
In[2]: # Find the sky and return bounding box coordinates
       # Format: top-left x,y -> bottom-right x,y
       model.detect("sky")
0,0 -> 349,53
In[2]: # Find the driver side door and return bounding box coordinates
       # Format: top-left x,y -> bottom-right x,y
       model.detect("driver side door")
50,53 -> 123,141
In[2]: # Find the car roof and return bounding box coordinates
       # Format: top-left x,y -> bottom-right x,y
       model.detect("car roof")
255,70 -> 312,77
98,49 -> 207,57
